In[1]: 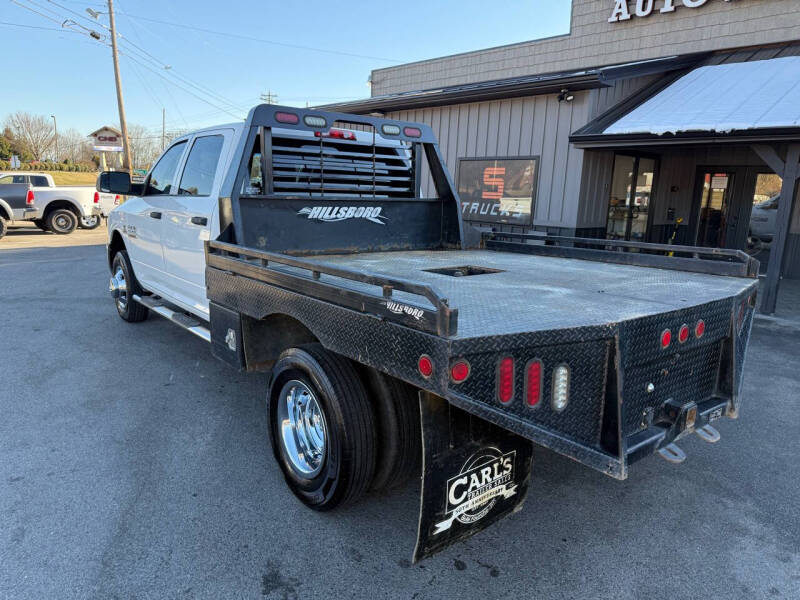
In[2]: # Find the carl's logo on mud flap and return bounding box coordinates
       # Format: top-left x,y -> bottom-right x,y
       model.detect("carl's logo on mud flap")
298,206 -> 387,225
382,300 -> 424,320
435,448 -> 517,534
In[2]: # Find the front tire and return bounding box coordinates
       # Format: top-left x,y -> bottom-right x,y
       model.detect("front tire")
268,344 -> 376,511
46,209 -> 78,234
80,215 -> 102,230
110,251 -> 148,322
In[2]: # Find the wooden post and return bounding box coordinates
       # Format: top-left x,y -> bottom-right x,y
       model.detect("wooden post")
760,143 -> 800,314
108,0 -> 132,172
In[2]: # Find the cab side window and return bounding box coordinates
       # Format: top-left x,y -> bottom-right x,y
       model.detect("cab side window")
146,140 -> 187,195
178,135 -> 224,196
31,176 -> 49,187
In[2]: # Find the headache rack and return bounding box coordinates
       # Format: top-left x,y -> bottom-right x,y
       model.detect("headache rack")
271,132 -> 415,199
217,104 -> 463,256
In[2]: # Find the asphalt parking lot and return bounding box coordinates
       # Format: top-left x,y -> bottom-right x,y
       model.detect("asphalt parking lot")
1,227 -> 799,600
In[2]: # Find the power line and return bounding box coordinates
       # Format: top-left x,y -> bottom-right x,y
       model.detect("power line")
118,49 -> 244,120
116,12 -> 402,63
0,19 -> 80,32
13,0 -> 248,121
45,0 -> 247,112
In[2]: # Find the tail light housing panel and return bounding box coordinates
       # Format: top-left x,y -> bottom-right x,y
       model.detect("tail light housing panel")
449,339 -> 610,448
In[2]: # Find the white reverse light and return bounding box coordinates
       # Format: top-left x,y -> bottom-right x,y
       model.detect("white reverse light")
552,364 -> 570,412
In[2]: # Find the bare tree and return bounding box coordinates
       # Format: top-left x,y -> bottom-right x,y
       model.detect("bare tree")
58,128 -> 94,163
4,112 -> 54,161
126,123 -> 161,171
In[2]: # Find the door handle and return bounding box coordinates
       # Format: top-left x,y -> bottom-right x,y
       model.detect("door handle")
190,216 -> 208,226
149,211 -> 162,219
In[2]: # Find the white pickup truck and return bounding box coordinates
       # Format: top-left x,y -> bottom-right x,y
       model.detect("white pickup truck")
0,172 -> 115,234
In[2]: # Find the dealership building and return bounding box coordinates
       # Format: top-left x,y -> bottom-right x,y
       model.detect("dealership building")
327,0 -> 800,313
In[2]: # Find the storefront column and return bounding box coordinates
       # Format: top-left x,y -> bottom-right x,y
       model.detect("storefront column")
755,144 -> 800,314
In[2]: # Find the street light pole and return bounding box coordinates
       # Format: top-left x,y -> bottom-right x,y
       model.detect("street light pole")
50,115 -> 58,162
107,0 -> 132,172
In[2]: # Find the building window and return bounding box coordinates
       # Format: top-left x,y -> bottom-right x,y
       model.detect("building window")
457,157 -> 538,226
606,154 -> 657,241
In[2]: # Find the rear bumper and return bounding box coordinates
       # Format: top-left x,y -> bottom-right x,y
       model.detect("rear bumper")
13,207 -> 41,220
442,284 -> 759,480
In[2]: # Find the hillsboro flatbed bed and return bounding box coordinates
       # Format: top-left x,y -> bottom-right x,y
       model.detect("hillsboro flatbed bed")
101,104 -> 758,561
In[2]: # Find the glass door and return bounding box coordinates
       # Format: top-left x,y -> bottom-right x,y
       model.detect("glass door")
606,155 -> 656,241
695,171 -> 736,248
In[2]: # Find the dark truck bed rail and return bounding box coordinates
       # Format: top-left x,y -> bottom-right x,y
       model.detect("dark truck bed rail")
206,240 -> 459,336
484,232 -> 759,278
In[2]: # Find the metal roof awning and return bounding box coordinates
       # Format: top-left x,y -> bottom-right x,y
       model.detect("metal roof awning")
571,56 -> 800,148
321,54 -> 706,115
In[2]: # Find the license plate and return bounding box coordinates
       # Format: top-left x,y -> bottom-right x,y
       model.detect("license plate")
708,406 -> 724,422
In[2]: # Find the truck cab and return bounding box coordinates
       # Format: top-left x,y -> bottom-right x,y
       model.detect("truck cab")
107,125 -> 237,316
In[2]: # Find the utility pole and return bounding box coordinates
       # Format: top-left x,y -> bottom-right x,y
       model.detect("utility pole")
161,108 -> 166,150
260,90 -> 277,104
50,115 -> 58,162
108,0 -> 132,172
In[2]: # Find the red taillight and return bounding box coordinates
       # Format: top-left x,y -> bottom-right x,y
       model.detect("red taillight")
695,319 -> 705,338
26,189 -> 34,205
497,357 -> 514,404
403,126 -> 422,138
314,128 -> 357,141
678,324 -> 689,344
114,195 -> 121,205
525,360 -> 542,407
418,355 -> 433,379
450,360 -> 470,383
93,191 -> 100,204
275,111 -> 299,124
660,329 -> 671,349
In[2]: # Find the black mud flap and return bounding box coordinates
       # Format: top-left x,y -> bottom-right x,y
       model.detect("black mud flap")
413,392 -> 534,562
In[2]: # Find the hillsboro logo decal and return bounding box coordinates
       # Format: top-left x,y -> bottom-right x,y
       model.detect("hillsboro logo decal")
434,448 -> 517,534
382,300 -> 425,320
298,206 -> 387,225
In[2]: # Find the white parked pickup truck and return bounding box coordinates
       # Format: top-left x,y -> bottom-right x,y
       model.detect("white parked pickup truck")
0,171 -> 114,234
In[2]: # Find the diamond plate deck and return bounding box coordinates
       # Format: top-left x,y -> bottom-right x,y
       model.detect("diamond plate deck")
292,249 -> 756,338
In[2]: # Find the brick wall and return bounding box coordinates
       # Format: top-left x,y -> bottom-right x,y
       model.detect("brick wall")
371,0 -> 800,96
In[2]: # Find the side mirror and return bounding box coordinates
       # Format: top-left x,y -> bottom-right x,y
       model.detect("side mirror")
97,171 -> 131,194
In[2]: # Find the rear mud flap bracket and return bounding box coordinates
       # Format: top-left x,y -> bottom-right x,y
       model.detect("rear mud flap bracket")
413,392 -> 534,562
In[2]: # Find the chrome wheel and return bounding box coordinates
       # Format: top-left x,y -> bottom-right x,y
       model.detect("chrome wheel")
277,380 -> 327,478
110,266 -> 128,310
81,215 -> 100,229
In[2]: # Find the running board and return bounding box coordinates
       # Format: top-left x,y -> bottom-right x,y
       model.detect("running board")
132,294 -> 210,343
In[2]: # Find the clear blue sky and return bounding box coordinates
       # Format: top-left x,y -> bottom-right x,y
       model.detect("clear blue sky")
1,0 -> 571,137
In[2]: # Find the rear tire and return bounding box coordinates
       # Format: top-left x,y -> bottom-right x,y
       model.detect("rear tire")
80,215 -> 102,230
268,344 -> 376,511
46,209 -> 78,234
361,368 -> 421,491
0,217 -> 7,239
33,219 -> 50,232
111,251 -> 148,322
